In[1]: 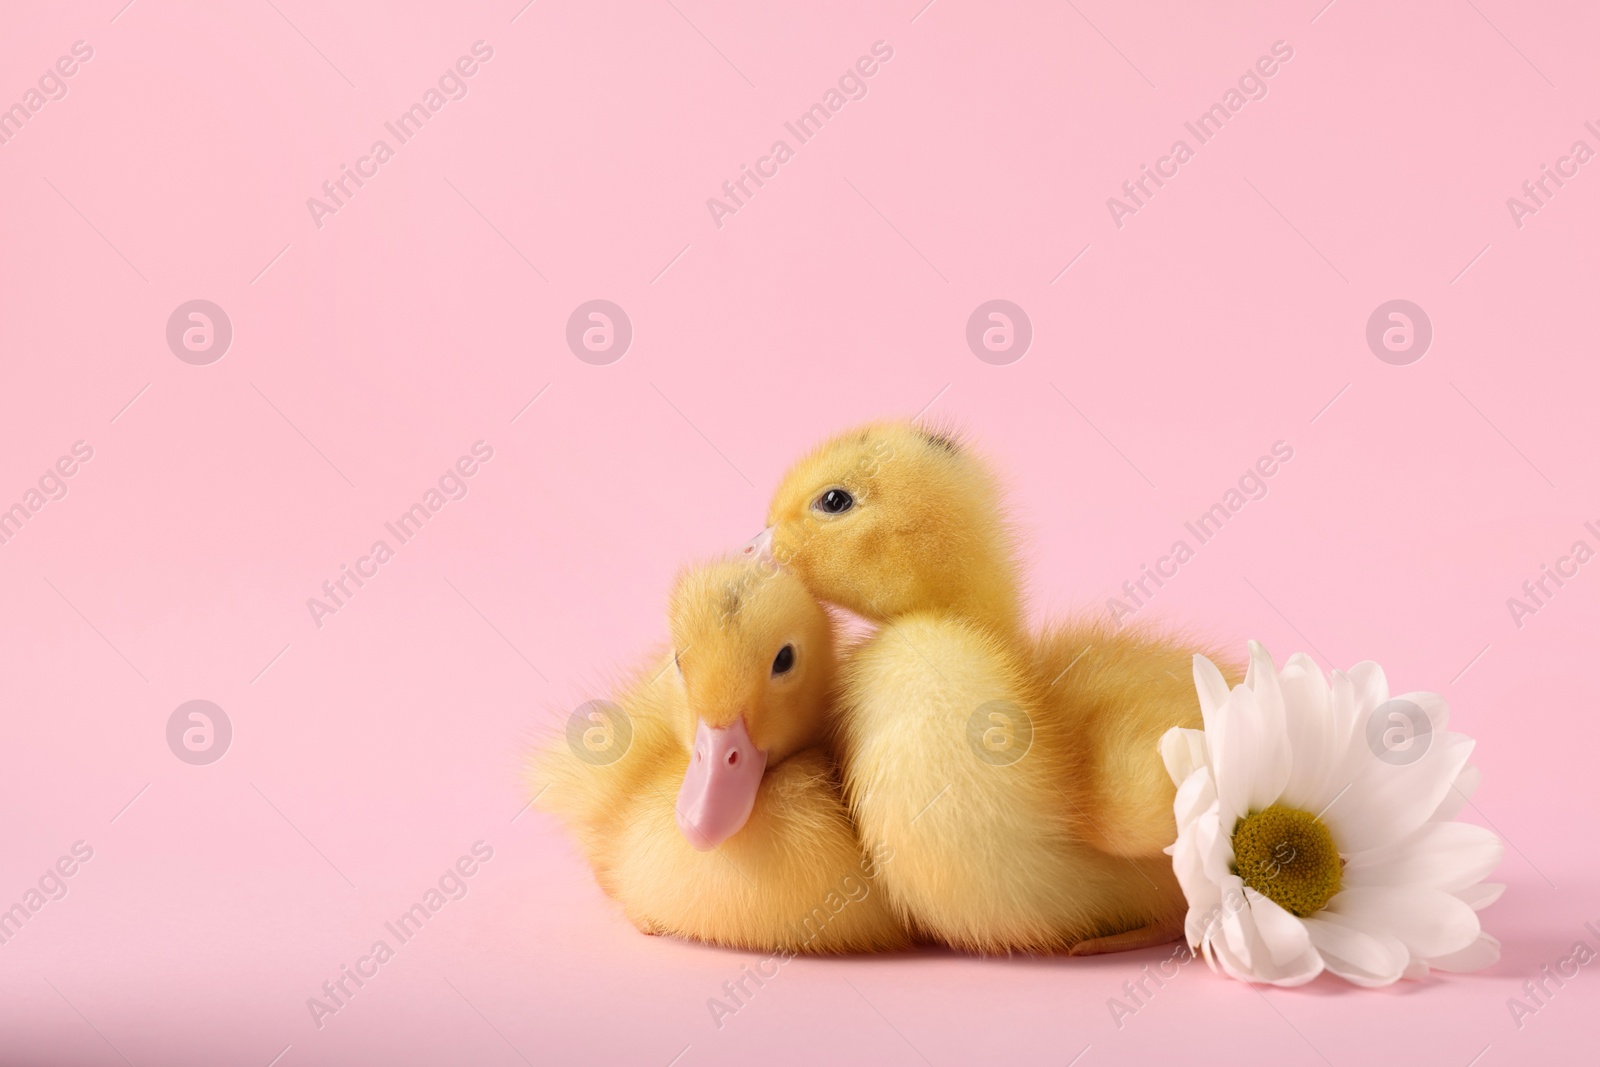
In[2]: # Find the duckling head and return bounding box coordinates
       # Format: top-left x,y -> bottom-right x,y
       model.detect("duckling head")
754,420 -> 1021,632
668,559 -> 835,850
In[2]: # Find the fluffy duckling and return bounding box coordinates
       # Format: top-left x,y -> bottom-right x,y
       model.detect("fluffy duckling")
753,421 -> 1236,955
534,559 -> 907,954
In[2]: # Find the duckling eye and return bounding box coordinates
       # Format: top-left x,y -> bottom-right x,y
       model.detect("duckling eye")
771,644 -> 795,675
815,488 -> 854,514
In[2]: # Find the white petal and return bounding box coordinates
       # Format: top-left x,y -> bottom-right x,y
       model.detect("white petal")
1209,685 -> 1291,822
1194,805 -> 1235,885
1243,643 -> 1293,806
1424,931 -> 1501,973
1343,822 -> 1503,893
1303,914 -> 1409,986
1279,653 -> 1329,703
1209,884 -> 1256,976
1206,689 -> 1252,823
1431,763 -> 1480,822
1206,886 -> 1324,986
1170,802 -> 1233,902
1261,944 -> 1325,986
1172,765 -> 1217,831
1345,660 -> 1390,717
1318,667 -> 1398,806
1161,727 -> 1209,789
1320,735 -> 1475,853
1456,883 -> 1506,911
1244,640 -> 1275,690
1206,928 -> 1252,982
1314,669 -> 1367,808
1351,693 -> 1444,774
1278,654 -> 1338,810
1203,919 -> 1283,985
1185,898 -> 1221,951
1169,816 -> 1216,904
1327,668 -> 1363,742
1325,886 -> 1482,959
1392,689 -> 1451,737
1183,905 -> 1217,951
1194,654 -> 1233,732
1243,887 -> 1312,968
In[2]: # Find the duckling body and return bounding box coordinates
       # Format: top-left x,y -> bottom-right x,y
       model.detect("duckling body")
1032,621 -> 1226,858
837,613 -> 1185,953
536,562 -> 907,954
762,422 -> 1235,954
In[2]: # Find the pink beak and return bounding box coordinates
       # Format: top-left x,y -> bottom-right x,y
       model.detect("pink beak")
675,718 -> 768,850
739,526 -> 775,566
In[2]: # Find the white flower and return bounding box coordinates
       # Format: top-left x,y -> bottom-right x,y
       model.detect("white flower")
1161,642 -> 1503,987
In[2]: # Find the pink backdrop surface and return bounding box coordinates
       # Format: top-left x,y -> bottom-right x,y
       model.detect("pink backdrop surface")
2,1 -> 1597,1064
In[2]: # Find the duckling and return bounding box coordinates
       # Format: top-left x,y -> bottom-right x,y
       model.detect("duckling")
534,559 -> 908,954
755,421 -> 1237,955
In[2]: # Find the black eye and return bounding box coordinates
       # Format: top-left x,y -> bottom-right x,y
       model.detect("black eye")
771,644 -> 795,675
815,488 -> 854,514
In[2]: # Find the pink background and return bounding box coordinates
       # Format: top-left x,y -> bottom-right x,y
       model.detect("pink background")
2,0 -> 1597,1064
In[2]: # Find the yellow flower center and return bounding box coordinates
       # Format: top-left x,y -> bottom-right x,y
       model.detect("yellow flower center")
1231,805 -> 1342,918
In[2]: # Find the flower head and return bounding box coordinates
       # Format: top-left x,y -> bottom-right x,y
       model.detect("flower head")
1162,642 -> 1503,986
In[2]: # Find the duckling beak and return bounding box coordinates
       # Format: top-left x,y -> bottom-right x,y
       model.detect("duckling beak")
675,717 -> 768,850
738,526 -> 775,566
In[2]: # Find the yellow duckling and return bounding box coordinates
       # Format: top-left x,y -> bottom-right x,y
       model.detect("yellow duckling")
753,421 -> 1237,955
534,558 -> 907,954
